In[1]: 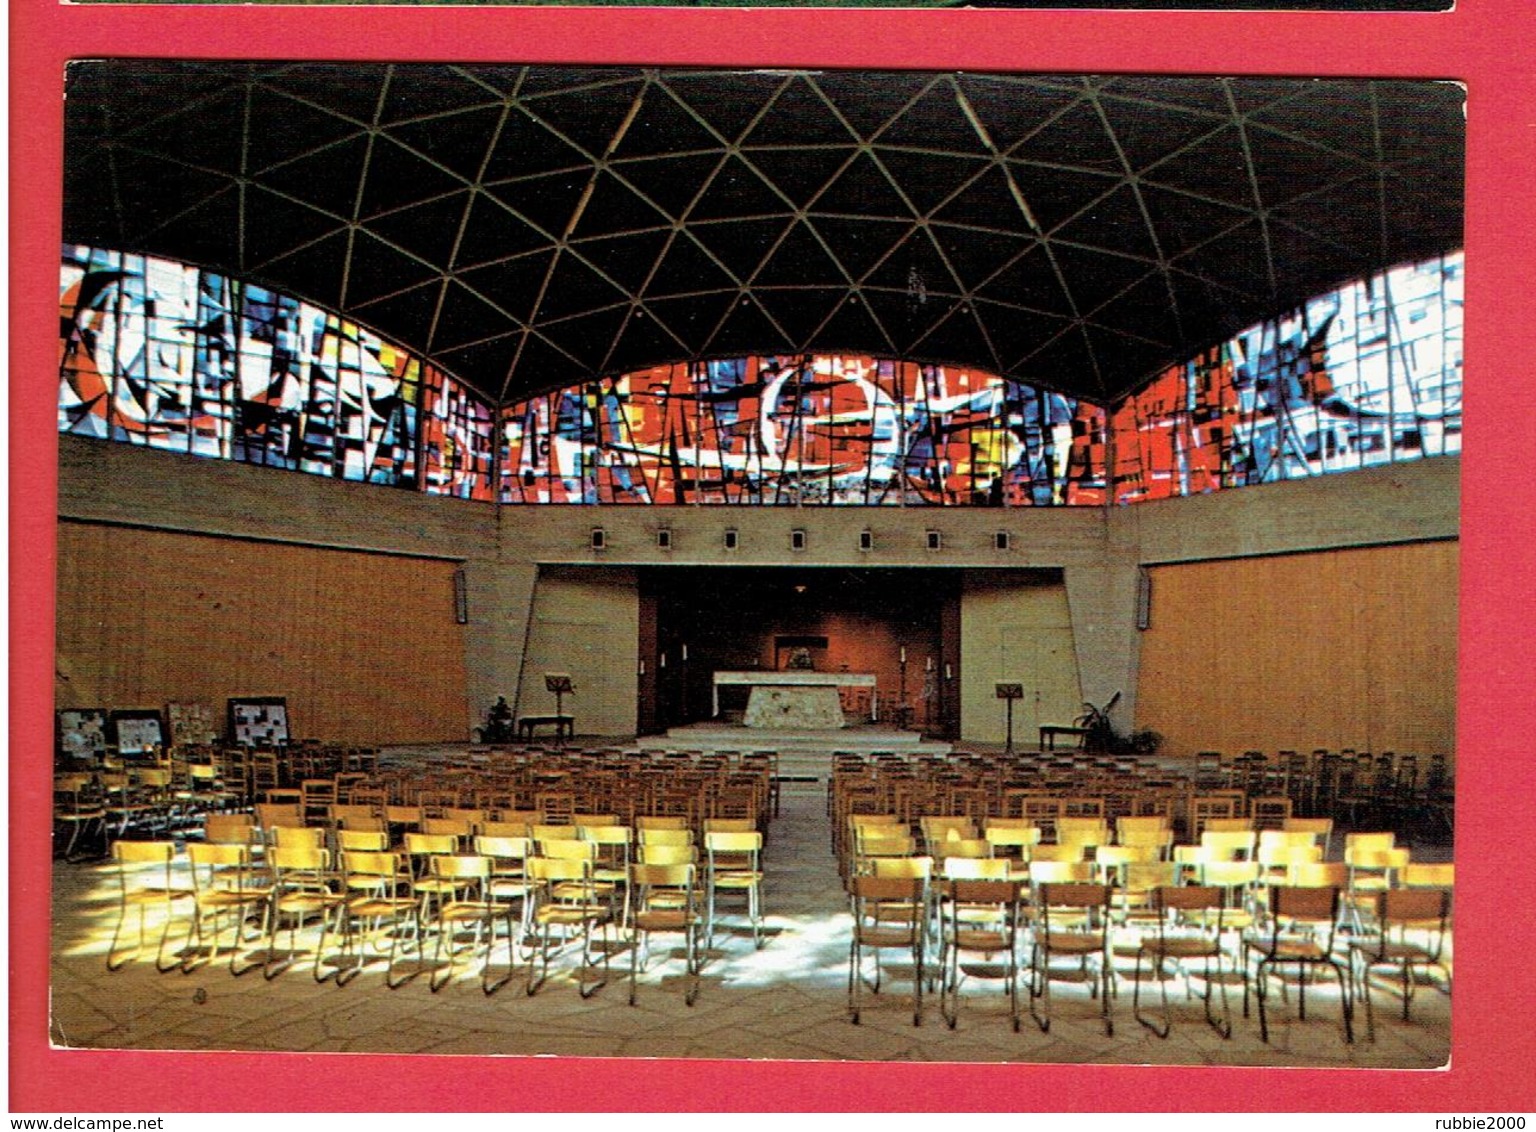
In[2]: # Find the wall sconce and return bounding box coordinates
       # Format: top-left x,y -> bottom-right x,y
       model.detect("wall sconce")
994,531 -> 1011,551
926,530 -> 943,551
723,529 -> 739,550
791,529 -> 807,552
858,529 -> 874,552
452,567 -> 468,624
656,529 -> 672,550
590,527 -> 607,551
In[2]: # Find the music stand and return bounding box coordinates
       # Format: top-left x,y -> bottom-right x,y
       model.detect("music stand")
544,673 -> 574,747
995,683 -> 1024,755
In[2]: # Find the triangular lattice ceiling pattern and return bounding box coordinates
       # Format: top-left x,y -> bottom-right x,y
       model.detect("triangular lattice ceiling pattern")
63,63 -> 1464,408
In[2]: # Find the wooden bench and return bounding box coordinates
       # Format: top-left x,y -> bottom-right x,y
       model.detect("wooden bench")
1039,725 -> 1090,751
516,714 -> 574,742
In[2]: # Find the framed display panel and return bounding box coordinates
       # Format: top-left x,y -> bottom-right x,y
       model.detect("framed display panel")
55,708 -> 107,761
107,709 -> 165,756
227,697 -> 290,748
165,701 -> 217,746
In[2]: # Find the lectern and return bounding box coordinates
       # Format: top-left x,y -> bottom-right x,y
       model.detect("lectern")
995,683 -> 1024,756
544,673 -> 574,748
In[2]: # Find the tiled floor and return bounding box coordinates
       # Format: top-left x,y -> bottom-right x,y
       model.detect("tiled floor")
48,783 -> 1449,1068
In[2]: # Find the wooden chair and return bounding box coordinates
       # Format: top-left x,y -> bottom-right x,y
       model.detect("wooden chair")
847,874 -> 928,1026
1027,882 -> 1115,1036
628,862 -> 704,1006
1131,885 -> 1232,1039
1348,886 -> 1452,1041
106,840 -> 194,972
1243,884 -> 1353,1044
935,878 -> 1023,1031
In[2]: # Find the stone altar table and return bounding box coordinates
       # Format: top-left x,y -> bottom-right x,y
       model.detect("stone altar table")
712,671 -> 879,730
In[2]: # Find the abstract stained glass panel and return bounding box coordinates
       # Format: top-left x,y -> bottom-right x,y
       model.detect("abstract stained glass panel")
499,355 -> 1109,506
1112,253 -> 1463,504
58,245 -> 495,500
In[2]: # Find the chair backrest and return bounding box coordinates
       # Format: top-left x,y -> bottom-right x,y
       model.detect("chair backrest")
187,841 -> 251,871
527,855 -> 590,883
631,861 -> 696,889
203,813 -> 255,844
1029,843 -> 1085,864
1257,844 -> 1322,871
539,838 -> 597,862
1117,815 -> 1170,837
580,824 -> 633,846
430,853 -> 490,884
336,829 -> 390,852
495,810 -> 544,834
1198,859 -> 1260,890
1379,886 -> 1452,929
635,815 -> 690,832
1258,829 -> 1320,853
1270,883 -> 1340,927
870,855 -> 934,879
637,843 -> 697,866
255,803 -> 303,830
1200,829 -> 1256,859
341,850 -> 407,886
1401,862 -> 1454,887
405,832 -> 459,857
638,827 -> 693,848
704,830 -> 762,854
921,817 -> 976,843
273,825 -> 326,850
477,819 -> 530,838
851,874 -> 926,905
943,877 -> 1019,908
1203,817 -> 1255,833
1289,861 -> 1348,887
113,838 -> 176,869
1344,831 -> 1396,854
1153,883 -> 1224,917
1123,861 -> 1180,893
942,856 -> 1010,880
1283,817 -> 1334,837
1037,882 -> 1112,910
937,837 -> 992,860
703,818 -> 757,834
531,824 -> 579,844
1028,859 -> 1094,885
269,843 -> 331,874
475,834 -> 532,862
1056,817 -> 1108,847
1345,845 -> 1411,870
857,835 -> 917,860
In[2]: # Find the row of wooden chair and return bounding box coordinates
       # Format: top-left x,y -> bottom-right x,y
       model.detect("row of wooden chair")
844,850 -> 1451,1041
105,815 -> 768,1005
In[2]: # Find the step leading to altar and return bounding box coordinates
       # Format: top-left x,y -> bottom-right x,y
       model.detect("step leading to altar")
636,721 -> 953,785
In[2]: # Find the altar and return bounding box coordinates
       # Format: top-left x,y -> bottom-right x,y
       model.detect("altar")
712,671 -> 879,730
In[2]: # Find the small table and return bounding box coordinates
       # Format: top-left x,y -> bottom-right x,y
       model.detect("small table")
517,714 -> 575,742
1039,725 -> 1089,750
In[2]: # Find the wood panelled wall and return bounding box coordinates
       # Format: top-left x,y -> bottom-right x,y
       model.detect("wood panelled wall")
55,522 -> 469,745
1135,540 -> 1458,761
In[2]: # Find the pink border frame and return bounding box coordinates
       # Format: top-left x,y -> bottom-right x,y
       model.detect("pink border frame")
12,0 -> 1536,1111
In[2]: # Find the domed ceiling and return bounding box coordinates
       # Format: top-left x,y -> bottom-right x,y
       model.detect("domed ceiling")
63,63 -> 1464,407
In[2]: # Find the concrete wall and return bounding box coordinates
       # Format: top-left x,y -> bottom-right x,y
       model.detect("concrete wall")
959,571 -> 1082,745
514,565 -> 639,738
56,434 -> 1460,746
